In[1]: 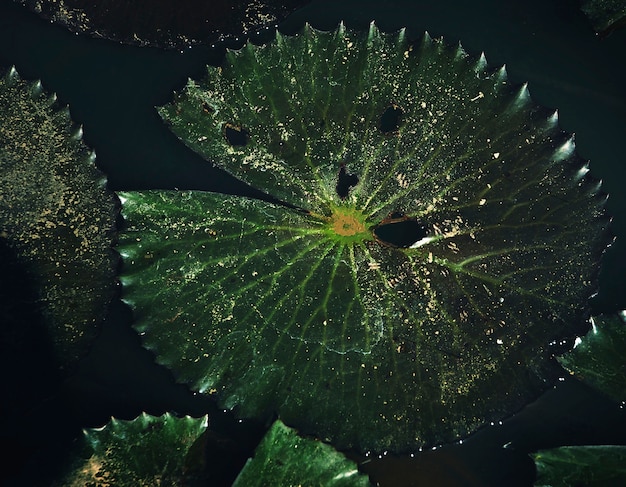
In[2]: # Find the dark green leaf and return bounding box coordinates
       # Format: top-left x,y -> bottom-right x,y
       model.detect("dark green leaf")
119,25 -> 609,451
580,0 -> 626,34
532,445 -> 626,487
558,312 -> 626,404
54,412 -> 208,487
233,420 -> 371,487
0,67 -> 117,368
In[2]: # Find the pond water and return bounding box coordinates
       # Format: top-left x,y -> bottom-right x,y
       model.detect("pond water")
1,0 -> 625,485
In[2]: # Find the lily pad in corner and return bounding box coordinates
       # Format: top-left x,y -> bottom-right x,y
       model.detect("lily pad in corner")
532,445 -> 626,487
558,311 -> 626,404
533,314 -> 626,486
54,412 -> 208,486
233,420 -> 371,487
118,24 -> 610,451
0,67 -> 117,369
580,0 -> 626,34
15,0 -> 311,48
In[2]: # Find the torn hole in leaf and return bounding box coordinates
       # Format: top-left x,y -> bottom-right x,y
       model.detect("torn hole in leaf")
373,214 -> 428,248
223,123 -> 249,147
379,103 -> 403,134
335,164 -> 359,199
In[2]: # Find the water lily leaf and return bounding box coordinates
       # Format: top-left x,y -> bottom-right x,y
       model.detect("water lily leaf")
233,420 -> 371,486
54,412 -> 208,486
0,67 -> 117,368
532,445 -> 626,487
580,0 -> 626,34
15,0 -> 311,48
558,312 -> 626,404
119,24 -> 610,451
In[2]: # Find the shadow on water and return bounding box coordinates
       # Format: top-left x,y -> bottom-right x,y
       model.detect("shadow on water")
0,239 -> 74,485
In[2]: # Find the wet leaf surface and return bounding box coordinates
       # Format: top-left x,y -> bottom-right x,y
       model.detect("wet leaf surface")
532,445 -> 626,487
54,412 -> 208,486
0,67 -> 117,369
233,420 -> 371,486
119,24 -> 610,451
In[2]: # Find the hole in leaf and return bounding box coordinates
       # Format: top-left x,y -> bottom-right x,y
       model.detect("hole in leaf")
223,123 -> 249,146
336,164 -> 359,199
379,104 -> 403,134
374,215 -> 428,248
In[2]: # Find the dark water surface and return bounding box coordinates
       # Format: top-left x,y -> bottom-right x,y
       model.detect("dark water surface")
1,0 -> 625,485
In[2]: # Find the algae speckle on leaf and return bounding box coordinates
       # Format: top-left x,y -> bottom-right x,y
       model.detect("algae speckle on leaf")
54,413 -> 208,487
117,23 -> 610,452
0,67 -> 117,368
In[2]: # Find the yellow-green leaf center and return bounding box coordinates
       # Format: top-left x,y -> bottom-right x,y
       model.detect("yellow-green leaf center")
323,205 -> 370,243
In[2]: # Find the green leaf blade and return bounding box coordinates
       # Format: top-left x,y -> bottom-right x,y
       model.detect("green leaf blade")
54,412 -> 208,486
119,192 -> 384,393
532,445 -> 626,487
558,312 -> 626,403
233,420 -> 372,487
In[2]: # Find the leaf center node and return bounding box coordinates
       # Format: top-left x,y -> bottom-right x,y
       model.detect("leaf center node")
332,212 -> 366,237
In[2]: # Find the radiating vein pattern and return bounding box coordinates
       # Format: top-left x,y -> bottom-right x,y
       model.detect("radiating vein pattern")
120,24 -> 610,451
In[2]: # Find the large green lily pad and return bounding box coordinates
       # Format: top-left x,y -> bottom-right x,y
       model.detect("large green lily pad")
118,24 -> 610,451
54,412 -> 208,486
0,67 -> 117,368
558,311 -> 626,404
532,445 -> 626,487
233,420 -> 371,486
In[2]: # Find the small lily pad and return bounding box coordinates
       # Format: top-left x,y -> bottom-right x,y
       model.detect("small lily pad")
558,311 -> 626,404
233,420 -> 371,486
54,412 -> 208,486
0,67 -> 117,368
532,445 -> 626,487
119,24 -> 610,451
